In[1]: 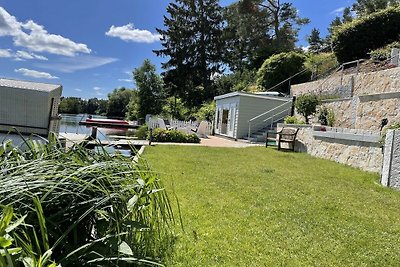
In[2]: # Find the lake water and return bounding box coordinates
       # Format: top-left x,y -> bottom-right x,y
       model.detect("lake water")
60,114 -> 137,141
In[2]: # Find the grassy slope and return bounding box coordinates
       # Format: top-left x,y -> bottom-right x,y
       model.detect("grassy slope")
144,146 -> 400,266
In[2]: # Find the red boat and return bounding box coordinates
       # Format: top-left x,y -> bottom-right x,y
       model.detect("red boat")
85,118 -> 129,125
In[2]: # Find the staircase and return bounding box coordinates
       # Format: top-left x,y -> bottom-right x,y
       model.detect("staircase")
246,121 -> 281,143
246,100 -> 293,143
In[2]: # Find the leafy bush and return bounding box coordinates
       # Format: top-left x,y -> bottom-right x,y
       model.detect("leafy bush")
135,124 -> 149,139
256,52 -> 311,93
318,106 -> 335,126
160,97 -> 189,121
151,128 -> 200,143
295,94 -> 320,124
370,41 -> 400,61
194,101 -> 216,122
304,52 -> 339,78
332,7 -> 400,63
284,116 -> 305,125
0,136 -> 174,266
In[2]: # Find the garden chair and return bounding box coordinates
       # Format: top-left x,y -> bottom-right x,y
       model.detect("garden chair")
191,121 -> 209,138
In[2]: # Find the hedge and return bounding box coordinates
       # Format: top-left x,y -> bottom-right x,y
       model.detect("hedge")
332,7 -> 400,63
151,128 -> 201,143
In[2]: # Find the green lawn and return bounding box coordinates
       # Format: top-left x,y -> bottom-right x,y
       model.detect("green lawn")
144,146 -> 400,266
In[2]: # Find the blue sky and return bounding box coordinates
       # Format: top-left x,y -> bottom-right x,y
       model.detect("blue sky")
0,0 -> 354,99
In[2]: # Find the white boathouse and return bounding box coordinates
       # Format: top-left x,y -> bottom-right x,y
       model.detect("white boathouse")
0,78 -> 62,136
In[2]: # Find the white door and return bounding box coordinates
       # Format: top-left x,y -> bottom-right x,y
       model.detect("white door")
227,104 -> 236,137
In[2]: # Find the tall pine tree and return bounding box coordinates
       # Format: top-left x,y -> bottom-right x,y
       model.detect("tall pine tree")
154,0 -> 224,107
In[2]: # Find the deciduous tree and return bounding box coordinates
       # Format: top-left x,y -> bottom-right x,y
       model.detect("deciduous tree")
132,59 -> 164,122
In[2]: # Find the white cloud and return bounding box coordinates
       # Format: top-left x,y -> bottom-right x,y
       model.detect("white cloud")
0,48 -> 12,58
0,48 -> 48,60
105,23 -> 161,43
0,7 -> 20,36
331,7 -> 345,15
16,50 -> 48,61
0,7 -> 91,56
15,68 -> 59,79
93,86 -> 101,91
35,55 -> 118,73
118,78 -> 132,82
74,88 -> 82,92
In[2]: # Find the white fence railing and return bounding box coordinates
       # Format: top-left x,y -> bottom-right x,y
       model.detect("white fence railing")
148,117 -> 213,136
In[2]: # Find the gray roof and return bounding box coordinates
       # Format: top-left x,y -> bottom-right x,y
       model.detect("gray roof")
0,78 -> 62,92
214,91 -> 289,101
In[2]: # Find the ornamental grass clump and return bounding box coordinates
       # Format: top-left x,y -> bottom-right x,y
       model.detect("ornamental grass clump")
0,135 -> 175,266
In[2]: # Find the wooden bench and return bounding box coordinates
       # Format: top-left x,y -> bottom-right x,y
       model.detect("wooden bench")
266,127 -> 299,151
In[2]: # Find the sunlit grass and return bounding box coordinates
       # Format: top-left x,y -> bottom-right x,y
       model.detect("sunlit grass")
144,145 -> 400,266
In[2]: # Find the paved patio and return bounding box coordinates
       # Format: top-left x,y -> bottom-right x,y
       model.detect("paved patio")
59,133 -> 263,148
199,136 -> 262,148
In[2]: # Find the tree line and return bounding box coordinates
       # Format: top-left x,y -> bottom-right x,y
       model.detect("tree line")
60,0 -> 400,122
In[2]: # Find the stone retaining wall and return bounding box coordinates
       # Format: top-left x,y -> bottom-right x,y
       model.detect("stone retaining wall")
291,67 -> 400,131
278,123 -> 383,173
381,129 -> 400,189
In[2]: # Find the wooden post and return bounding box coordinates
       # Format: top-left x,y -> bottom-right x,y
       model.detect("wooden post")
291,96 -> 296,116
90,127 -> 97,140
149,128 -> 152,145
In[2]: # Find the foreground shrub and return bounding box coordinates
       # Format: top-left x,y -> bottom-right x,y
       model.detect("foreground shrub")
332,7 -> 400,62
0,136 -> 174,266
256,52 -> 311,93
284,116 -> 304,125
151,128 -> 200,143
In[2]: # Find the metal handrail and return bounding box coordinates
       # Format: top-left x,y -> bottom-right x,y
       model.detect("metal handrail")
249,100 -> 292,123
248,100 -> 292,140
265,68 -> 309,93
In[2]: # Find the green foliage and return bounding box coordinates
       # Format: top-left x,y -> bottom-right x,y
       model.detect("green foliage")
213,69 -> 257,95
228,1 -> 309,70
145,146 -> 400,266
58,97 -> 87,114
370,41 -> 400,61
133,59 -> 165,122
307,28 -> 324,53
332,7 -> 400,63
295,94 -> 320,124
59,97 -> 109,116
0,136 -> 174,266
161,97 -> 189,121
155,0 -> 225,106
304,52 -> 339,79
224,1 -> 274,71
318,106 -> 335,126
86,98 -> 108,115
194,101 -> 216,122
256,52 -> 311,93
352,0 -> 400,16
284,116 -> 304,124
151,129 -> 200,143
135,124 -> 149,140
106,87 -> 136,118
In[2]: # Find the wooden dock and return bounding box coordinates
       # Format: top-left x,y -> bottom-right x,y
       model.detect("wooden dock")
78,121 -> 140,129
84,139 -> 149,150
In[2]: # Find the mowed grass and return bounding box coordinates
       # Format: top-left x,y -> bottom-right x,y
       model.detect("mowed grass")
144,146 -> 400,266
